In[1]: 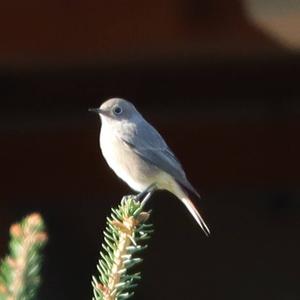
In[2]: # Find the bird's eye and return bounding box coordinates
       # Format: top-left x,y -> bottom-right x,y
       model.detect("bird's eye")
113,105 -> 123,115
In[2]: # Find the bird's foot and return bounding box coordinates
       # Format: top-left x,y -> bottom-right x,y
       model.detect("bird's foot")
134,184 -> 157,206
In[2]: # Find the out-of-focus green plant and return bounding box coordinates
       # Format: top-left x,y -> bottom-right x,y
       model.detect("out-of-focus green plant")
0,213 -> 47,300
92,196 -> 153,300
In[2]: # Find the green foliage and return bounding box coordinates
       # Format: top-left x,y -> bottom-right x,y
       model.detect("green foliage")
0,213 -> 47,300
92,196 -> 153,300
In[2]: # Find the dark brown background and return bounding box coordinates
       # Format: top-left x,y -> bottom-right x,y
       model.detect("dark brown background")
0,1 -> 299,299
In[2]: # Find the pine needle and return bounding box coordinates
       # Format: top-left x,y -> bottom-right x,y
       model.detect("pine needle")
92,196 -> 153,300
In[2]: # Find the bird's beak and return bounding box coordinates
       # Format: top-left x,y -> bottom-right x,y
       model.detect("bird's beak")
88,107 -> 102,114
89,107 -> 111,117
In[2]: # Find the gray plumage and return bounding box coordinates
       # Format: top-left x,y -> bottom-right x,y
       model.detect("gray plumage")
90,98 -> 210,235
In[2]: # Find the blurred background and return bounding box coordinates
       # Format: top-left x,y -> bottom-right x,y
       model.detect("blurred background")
0,0 -> 299,299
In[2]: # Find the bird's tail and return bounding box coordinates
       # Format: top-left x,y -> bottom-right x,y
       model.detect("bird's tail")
180,197 -> 210,236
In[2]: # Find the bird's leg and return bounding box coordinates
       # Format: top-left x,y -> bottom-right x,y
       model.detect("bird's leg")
134,183 -> 157,203
141,186 -> 158,207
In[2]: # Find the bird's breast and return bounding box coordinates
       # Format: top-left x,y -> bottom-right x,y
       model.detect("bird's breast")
99,126 -> 159,192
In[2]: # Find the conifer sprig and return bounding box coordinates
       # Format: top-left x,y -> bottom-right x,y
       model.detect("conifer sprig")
92,195 -> 153,300
0,213 -> 47,300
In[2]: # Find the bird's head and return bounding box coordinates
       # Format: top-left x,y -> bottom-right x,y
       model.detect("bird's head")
89,98 -> 139,123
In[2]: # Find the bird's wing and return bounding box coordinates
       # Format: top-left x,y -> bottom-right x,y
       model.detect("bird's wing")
119,120 -> 200,198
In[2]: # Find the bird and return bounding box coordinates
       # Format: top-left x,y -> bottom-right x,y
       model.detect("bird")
89,98 -> 210,235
